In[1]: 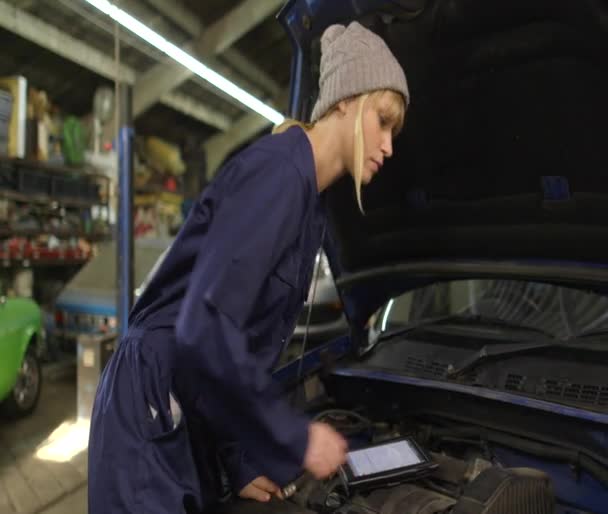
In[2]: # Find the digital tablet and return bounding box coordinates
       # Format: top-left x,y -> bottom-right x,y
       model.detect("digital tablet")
340,437 -> 437,492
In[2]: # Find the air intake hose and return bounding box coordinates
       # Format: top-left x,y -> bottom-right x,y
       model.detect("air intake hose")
451,467 -> 554,514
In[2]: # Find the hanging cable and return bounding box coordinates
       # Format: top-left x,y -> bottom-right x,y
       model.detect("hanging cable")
296,222 -> 328,385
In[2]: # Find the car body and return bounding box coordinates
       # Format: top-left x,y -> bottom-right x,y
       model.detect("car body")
292,250 -> 347,342
270,1 -> 608,513
136,245 -> 346,354
54,240 -> 343,353
53,238 -> 172,344
0,295 -> 43,417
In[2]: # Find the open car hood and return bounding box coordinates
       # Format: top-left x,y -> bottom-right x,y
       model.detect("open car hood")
279,0 -> 608,330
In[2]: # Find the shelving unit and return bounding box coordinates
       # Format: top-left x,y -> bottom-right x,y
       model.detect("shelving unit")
0,156 -> 111,268
0,156 -> 109,205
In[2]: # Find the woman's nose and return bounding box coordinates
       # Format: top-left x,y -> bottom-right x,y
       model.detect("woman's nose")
381,134 -> 393,158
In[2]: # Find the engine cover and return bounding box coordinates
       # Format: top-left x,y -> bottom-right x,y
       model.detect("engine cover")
452,467 -> 554,514
341,467 -> 554,514
219,467 -> 554,514
361,484 -> 456,514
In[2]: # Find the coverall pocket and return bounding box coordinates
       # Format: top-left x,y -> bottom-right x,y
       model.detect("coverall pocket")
131,341 -> 201,513
249,253 -> 298,338
139,392 -> 201,513
274,251 -> 298,288
259,249 -> 298,307
146,391 -> 185,440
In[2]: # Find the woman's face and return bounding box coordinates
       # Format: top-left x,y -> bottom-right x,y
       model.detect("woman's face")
342,91 -> 404,184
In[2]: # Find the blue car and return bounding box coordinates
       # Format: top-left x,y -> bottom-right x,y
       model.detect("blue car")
272,1 -> 608,513
53,238 -> 172,346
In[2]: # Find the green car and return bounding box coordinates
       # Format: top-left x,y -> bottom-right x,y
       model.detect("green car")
0,296 -> 43,418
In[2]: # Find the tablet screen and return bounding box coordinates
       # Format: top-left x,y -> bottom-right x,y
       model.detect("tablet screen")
346,440 -> 423,477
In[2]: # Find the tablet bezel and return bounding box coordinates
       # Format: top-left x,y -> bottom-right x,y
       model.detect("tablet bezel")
340,436 -> 437,491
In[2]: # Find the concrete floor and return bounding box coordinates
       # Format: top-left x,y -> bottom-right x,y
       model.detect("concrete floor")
39,484 -> 87,514
0,365 -> 88,514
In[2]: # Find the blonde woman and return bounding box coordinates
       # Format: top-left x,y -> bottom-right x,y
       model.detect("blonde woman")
89,21 -> 409,514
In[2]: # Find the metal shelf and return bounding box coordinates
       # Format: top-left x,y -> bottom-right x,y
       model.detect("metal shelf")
0,157 -> 110,208
0,188 -> 107,208
0,257 -> 91,267
0,250 -> 92,267
0,228 -> 111,241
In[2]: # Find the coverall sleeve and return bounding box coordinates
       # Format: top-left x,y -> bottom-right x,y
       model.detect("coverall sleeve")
217,441 -> 260,494
175,151 -> 311,485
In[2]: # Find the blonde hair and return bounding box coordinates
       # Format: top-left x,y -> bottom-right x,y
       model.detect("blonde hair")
353,93 -> 369,213
274,89 -> 406,213
273,118 -> 314,134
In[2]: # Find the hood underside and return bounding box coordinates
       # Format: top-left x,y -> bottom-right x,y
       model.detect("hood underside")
281,0 -> 608,276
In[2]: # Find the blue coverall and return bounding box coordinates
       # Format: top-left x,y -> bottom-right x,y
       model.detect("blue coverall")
88,126 -> 327,513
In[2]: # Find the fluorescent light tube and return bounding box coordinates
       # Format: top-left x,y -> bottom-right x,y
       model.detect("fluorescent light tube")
83,0 -> 285,125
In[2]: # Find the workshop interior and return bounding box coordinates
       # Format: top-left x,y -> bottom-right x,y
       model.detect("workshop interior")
0,0 -> 608,514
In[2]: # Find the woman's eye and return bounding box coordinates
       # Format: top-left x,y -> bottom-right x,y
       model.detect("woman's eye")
379,115 -> 388,127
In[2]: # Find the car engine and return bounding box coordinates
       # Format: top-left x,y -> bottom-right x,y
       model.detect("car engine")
287,456 -> 553,514
284,410 -> 555,514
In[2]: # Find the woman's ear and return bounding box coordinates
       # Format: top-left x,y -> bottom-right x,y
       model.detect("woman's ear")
336,99 -> 349,116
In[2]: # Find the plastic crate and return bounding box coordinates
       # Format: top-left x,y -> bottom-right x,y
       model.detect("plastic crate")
0,160 -> 16,188
84,180 -> 101,202
19,166 -> 52,195
53,175 -> 82,199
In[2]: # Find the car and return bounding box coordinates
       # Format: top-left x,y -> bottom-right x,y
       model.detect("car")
286,250 -> 347,353
53,238 -> 172,347
136,245 -> 346,356
270,250 -> 348,366
54,236 -> 341,355
268,1 -> 608,513
0,294 -> 43,418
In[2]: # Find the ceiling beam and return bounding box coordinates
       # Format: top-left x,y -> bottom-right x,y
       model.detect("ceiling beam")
133,0 -> 284,117
204,88 -> 289,177
160,91 -> 231,131
203,112 -> 273,176
195,0 -> 284,56
221,48 -> 282,99
144,0 -> 281,97
0,1 -> 231,131
133,43 -> 267,117
0,0 -> 135,83
129,0 -> 288,161
144,0 -> 202,38
14,0 -> 35,8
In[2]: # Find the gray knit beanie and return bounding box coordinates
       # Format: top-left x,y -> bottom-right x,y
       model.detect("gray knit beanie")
310,21 -> 409,123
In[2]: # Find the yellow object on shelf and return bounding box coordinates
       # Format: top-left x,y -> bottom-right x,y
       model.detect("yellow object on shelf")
145,136 -> 186,176
0,76 -> 27,158
135,191 -> 183,207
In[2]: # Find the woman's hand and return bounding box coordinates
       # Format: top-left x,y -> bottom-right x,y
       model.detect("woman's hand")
304,422 -> 348,479
238,476 -> 282,502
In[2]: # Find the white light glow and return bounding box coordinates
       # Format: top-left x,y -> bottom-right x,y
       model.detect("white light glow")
381,298 -> 395,332
35,419 -> 91,463
83,0 -> 285,125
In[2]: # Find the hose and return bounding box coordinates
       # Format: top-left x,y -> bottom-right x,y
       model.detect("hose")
429,426 -> 608,487
313,408 -> 373,425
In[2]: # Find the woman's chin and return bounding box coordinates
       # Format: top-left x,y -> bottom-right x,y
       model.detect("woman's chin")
362,170 -> 375,185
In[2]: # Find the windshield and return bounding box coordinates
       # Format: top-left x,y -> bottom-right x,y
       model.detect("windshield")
368,279 -> 608,344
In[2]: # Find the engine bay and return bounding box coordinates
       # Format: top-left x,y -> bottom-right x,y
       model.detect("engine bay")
281,409 -> 555,514
223,405 -> 561,514
227,327 -> 608,514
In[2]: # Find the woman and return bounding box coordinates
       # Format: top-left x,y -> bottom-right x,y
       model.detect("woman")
88,21 -> 409,514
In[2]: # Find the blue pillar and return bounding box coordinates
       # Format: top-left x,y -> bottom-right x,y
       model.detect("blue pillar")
117,84 -> 134,339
